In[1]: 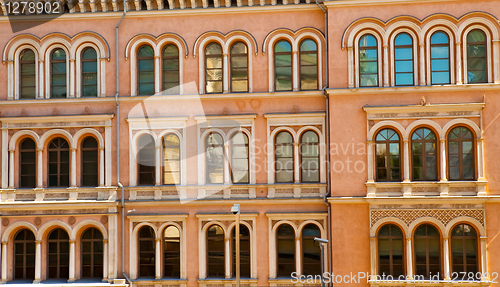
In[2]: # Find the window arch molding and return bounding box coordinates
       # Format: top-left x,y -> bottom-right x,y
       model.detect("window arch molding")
423,25 -> 457,85
71,219 -> 108,241
370,218 -> 409,238
40,129 -> 74,150
129,222 -> 158,279
442,119 -> 481,139
43,43 -> 71,99
408,218 -> 445,237
198,221 -> 228,279
1,221 -> 37,243
157,222 -> 186,278
354,30 -> 383,88
388,29 -> 419,86
405,120 -> 445,140
368,121 -> 407,142
445,217 -> 485,238
459,24 -> 495,84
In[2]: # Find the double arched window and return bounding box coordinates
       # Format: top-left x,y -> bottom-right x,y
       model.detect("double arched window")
359,34 -> 378,87
81,47 -> 98,97
48,137 -> 70,187
207,224 -> 225,277
206,133 -> 224,184
163,134 -> 181,185
230,42 -> 249,92
231,224 -> 251,278
138,226 -> 155,277
375,129 -> 401,181
137,134 -> 156,185
230,132 -> 250,184
394,33 -> 414,86
205,43 -> 223,94
299,39 -> 318,90
51,48 -> 67,98
20,49 -> 36,99
162,45 -> 180,94
466,29 -> 487,84
275,131 -> 294,183
137,45 -> 155,96
430,32 -> 451,85
276,224 -> 295,277
163,226 -> 181,278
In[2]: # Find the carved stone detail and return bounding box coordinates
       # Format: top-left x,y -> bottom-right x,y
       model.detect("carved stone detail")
371,209 -> 484,227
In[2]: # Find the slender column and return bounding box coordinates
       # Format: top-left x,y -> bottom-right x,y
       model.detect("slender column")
38,60 -> 44,98
224,237 -> 231,278
69,240 -> 76,281
100,59 -> 106,97
443,236 -> 450,280
294,143 -> 300,183
440,139 -> 447,181
383,45 -> 389,87
223,53 -> 229,93
293,51 -> 299,91
155,146 -> 161,186
105,124 -> 112,187
37,149 -> 43,188
1,242 -> 7,282
7,61 -> 14,99
1,129 -> 7,188
103,240 -> 108,281
8,150 -> 14,188
419,44 -> 426,85
406,237 -> 413,279
70,148 -> 77,187
403,139 -> 410,182
224,143 -> 230,185
367,141 -> 374,182
477,138 -> 485,180
34,240 -> 42,282
480,236 -> 487,274
456,42 -> 462,84
295,237 -> 301,276
155,56 -> 161,94
347,47 -> 354,88
369,236 -> 377,276
99,148 -> 105,186
493,40 -> 499,84
70,59 -> 76,97
155,238 -> 161,279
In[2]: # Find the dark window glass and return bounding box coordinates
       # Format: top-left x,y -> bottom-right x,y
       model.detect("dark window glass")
359,35 -> 378,87
378,224 -> 404,277
48,137 -> 70,187
81,48 -> 98,97
207,225 -> 225,278
81,228 -> 103,279
20,49 -> 36,99
81,137 -> 98,187
162,45 -> 179,94
302,224 -> 321,276
300,131 -> 319,182
451,224 -> 478,276
230,132 -> 249,184
138,226 -> 155,277
47,228 -> 69,279
414,224 -> 441,279
448,127 -> 475,181
274,40 -> 292,91
14,229 -> 35,280
230,42 -> 248,93
299,39 -> 318,90
275,131 -> 294,183
411,128 -> 438,181
138,45 -> 155,95
231,224 -> 250,278
394,33 -> 413,86
163,226 -> 180,278
138,134 -> 155,185
206,133 -> 224,184
430,32 -> 450,84
277,224 -> 295,277
467,30 -> 487,83
205,43 -> 223,94
375,129 -> 401,181
51,49 -> 67,98
163,134 -> 180,185
20,138 -> 36,188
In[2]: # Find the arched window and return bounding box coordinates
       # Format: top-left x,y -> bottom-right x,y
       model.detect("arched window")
448,127 -> 475,181
163,226 -> 181,278
205,43 -> 223,94
430,32 -> 450,84
411,128 -> 437,181
451,223 -> 478,275
137,45 -> 155,95
230,42 -> 249,93
300,131 -> 319,183
138,226 -> 155,277
47,228 -> 69,279
231,224 -> 250,278
299,39 -> 318,90
467,29 -> 487,83
276,224 -> 295,277
20,49 -> 36,99
81,227 -> 103,278
207,225 -> 225,278
274,40 -> 293,91
302,224 -> 321,276
230,132 -> 249,184
394,33 -> 413,86
51,49 -> 67,98
414,224 -> 440,279
81,137 -> 98,187
14,229 -> 35,280
137,134 -> 156,185
375,129 -> 401,181
206,133 -> 224,184
163,134 -> 180,185
378,224 -> 404,277
19,138 -> 36,188
48,137 -> 70,187
359,34 -> 378,87
162,45 -> 180,94
81,47 -> 98,97
275,131 -> 294,183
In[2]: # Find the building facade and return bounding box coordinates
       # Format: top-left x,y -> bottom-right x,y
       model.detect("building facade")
0,0 -> 499,286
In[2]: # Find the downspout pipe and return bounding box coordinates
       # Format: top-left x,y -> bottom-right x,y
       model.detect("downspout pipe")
115,2 -> 131,286
315,0 -> 332,282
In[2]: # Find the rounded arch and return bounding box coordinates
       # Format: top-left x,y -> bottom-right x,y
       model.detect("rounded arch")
71,219 -> 108,241
194,34 -> 226,58
384,21 -> 423,45
131,222 -> 159,241
442,119 -> 481,138
70,32 -> 110,60
406,120 -> 444,140
125,35 -> 157,60
132,130 -> 159,154
227,220 -> 253,239
263,29 -> 295,55
460,23 -> 494,84
424,25 -> 457,85
271,220 -> 299,238
293,29 -> 325,53
158,222 -> 183,240
408,217 -> 446,237
43,41 -> 71,62
368,121 -> 406,141
346,22 -> 385,49
270,127 -> 298,144
1,221 -> 37,242
458,17 -> 499,41
156,129 -> 183,147
3,34 -> 41,62
201,221 -> 228,237
421,19 -> 459,42
445,217 -> 485,237
227,127 -> 251,141
73,128 -> 104,149
370,217 -> 409,237
9,130 -> 42,150
297,126 -> 323,143
389,28 -> 419,86
298,220 -> 325,239
40,129 -> 74,149
224,31 -> 258,56
37,220 -> 72,241
200,128 -> 228,145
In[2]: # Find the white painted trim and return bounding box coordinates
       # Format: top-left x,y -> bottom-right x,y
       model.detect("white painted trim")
354,30 -> 383,88
461,24 -> 493,84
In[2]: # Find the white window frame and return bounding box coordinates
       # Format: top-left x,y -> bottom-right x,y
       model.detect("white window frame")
44,44 -> 71,99
390,30 -> 419,87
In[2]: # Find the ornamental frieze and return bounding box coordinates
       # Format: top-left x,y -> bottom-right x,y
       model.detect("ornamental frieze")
370,208 -> 484,227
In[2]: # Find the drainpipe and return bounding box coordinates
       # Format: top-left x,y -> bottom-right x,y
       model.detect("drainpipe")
115,2 -> 132,286
315,0 -> 332,282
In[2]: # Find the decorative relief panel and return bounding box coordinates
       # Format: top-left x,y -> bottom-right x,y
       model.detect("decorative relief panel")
370,208 -> 484,227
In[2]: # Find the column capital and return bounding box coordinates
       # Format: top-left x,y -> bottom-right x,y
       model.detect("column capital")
295,237 -> 301,241
383,45 -> 389,49
443,236 -> 449,240
480,236 -> 488,240
155,238 -> 161,242
419,43 -> 425,47
70,148 -> 77,152
8,149 -> 14,153
99,147 -> 105,151
406,237 -> 412,241
37,148 -> 43,152
69,240 -> 76,244
103,239 -> 108,243
455,41 -> 462,46
35,240 -> 42,244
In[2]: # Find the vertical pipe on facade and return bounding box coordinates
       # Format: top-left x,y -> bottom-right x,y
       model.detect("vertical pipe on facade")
315,0 -> 332,282
115,1 -> 131,285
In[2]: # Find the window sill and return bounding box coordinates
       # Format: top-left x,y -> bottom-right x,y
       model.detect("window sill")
366,180 -> 487,197
328,82 -> 500,95
198,278 -> 258,287
0,186 -> 117,202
